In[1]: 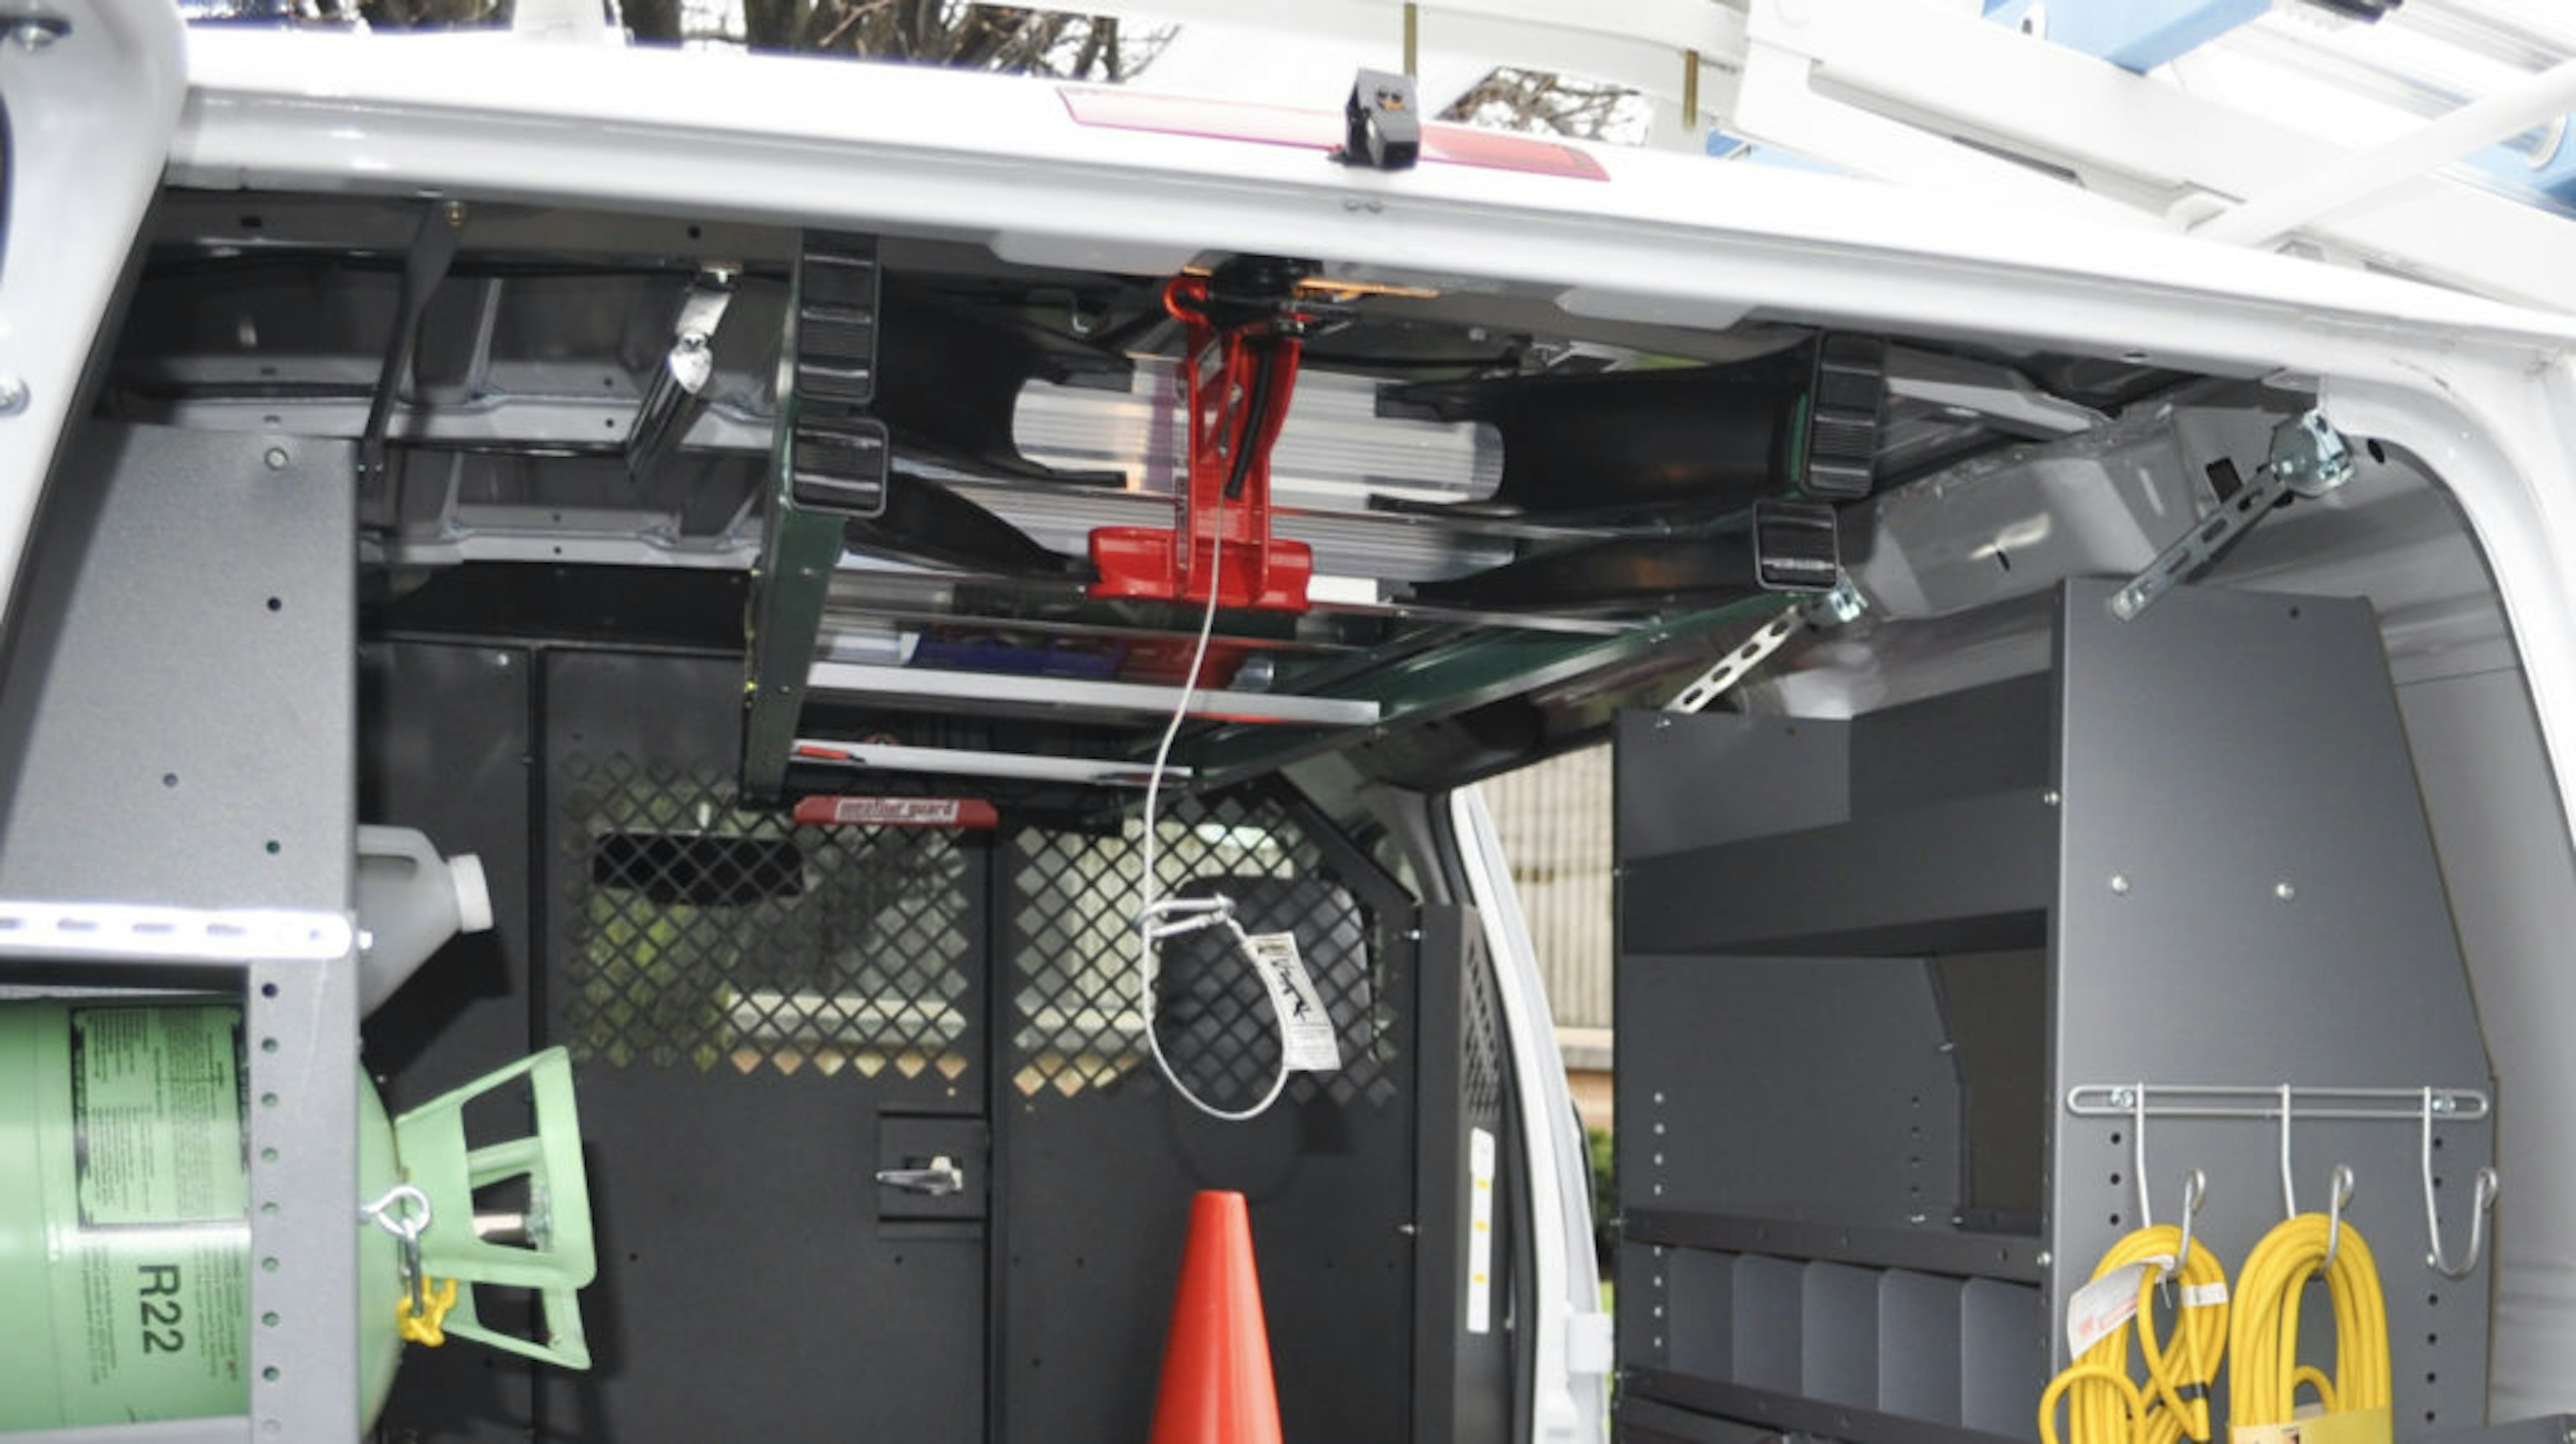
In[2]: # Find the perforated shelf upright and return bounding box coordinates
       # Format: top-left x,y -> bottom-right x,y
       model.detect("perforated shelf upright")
0,425 -> 364,1441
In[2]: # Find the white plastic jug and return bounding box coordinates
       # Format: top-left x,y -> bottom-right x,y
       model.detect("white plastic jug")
354,825 -> 494,1016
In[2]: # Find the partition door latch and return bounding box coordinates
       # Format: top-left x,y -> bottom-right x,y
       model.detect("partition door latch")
874,1155 -> 965,1197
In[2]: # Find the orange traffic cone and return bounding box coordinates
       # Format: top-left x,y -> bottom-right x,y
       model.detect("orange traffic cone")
1150,1190 -> 1283,1444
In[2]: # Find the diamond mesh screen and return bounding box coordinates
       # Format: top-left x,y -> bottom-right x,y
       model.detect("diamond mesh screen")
559,753 -> 973,1080
1008,793 -> 1397,1109
1462,940 -> 1507,1127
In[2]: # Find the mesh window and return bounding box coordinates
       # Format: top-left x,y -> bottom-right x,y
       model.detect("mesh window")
1008,792 -> 1397,1109
559,753 -> 973,1079
1462,940 -> 1507,1127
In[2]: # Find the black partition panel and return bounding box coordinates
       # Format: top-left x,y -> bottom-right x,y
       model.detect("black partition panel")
993,790 -> 1421,1443
362,641 -> 542,1444
366,644 -> 1436,1441
1413,903 -> 1519,1444
534,651 -> 989,1443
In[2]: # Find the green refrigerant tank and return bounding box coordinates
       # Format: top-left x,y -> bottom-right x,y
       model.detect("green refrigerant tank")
0,999 -> 598,1431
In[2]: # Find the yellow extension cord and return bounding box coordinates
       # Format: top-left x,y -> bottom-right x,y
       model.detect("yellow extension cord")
2043,1212 -> 2394,1444
2229,1213 -> 2391,1428
2040,1224 -> 2230,1444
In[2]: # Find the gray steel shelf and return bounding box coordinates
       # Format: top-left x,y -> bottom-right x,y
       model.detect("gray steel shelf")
1621,789 -> 2055,956
1624,1208 -> 2047,1284
1622,1370 -> 2027,1444
0,906 -> 361,1443
0,427 -> 364,1441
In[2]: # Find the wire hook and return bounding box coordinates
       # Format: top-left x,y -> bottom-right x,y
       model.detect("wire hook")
2277,1083 -> 2299,1219
2422,1087 -> 2500,1278
2131,1083 -> 2154,1229
2174,1168 -> 2208,1274
2323,1164 -> 2355,1268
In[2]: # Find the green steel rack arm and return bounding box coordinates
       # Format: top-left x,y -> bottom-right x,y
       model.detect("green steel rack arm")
742,234 -> 888,806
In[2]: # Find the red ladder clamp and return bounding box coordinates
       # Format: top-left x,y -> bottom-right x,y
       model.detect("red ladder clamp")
1087,270 -> 1320,614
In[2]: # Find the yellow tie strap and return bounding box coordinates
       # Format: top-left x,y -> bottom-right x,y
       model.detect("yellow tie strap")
396,1275 -> 462,1347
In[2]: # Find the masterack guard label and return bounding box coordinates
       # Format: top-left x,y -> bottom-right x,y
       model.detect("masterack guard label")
51,1005 -> 251,1421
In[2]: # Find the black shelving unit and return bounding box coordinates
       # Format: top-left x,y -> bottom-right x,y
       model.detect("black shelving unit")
1611,581 -> 2498,1444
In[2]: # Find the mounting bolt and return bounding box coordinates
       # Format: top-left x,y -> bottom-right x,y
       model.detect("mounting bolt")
2109,875 -> 2132,895
2275,880 -> 2297,901
442,201 -> 468,229
1907,1211 -> 1928,1225
2042,789 -> 2061,807
9,17 -> 64,51
264,447 -> 289,471
2035,1250 -> 2054,1270
2432,1094 -> 2457,1115
0,375 -> 28,415
2109,1087 -> 2137,1107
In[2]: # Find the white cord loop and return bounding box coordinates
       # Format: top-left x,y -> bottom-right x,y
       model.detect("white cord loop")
1132,484 -> 1295,1123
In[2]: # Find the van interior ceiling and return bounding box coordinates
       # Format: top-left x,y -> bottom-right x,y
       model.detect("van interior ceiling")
14,183 -> 2558,1441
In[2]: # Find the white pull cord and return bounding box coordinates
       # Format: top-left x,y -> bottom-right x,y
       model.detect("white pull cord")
1135,488 -> 1294,1123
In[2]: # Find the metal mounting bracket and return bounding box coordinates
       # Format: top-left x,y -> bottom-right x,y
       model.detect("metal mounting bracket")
360,200 -> 467,480
625,265 -> 739,482
743,233 -> 881,805
1661,578 -> 1866,715
2109,408 -> 2355,621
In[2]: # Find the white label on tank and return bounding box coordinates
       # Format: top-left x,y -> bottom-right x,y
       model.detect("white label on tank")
1242,932 -> 1340,1072
51,1006 -> 252,1422
1467,1127 -> 1497,1335
71,1006 -> 248,1225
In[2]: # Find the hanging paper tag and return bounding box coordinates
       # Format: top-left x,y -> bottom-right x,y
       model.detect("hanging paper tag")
2065,1262 -> 2148,1357
1243,931 -> 1341,1072
1466,1127 -> 1497,1334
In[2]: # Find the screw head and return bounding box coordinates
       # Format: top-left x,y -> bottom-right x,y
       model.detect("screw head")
9,18 -> 63,51
2043,789 -> 2061,806
2036,1250 -> 2055,1269
0,375 -> 28,415
263,447 -> 289,470
2110,875 -> 2132,895
2275,880 -> 2297,901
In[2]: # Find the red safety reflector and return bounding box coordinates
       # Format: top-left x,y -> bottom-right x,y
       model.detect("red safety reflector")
792,796 -> 1000,830
1058,88 -> 1609,181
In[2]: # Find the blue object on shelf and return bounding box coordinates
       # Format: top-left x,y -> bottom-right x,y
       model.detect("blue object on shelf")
2467,121 -> 2576,211
1989,0 -> 2269,73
